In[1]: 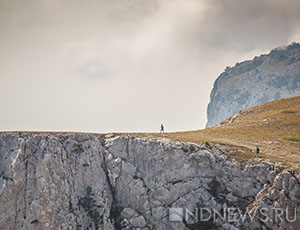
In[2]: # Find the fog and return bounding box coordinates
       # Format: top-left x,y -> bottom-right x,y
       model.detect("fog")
1,0 -> 300,132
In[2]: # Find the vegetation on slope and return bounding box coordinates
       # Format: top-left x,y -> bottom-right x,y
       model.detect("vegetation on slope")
4,96 -> 299,169
140,96 -> 300,169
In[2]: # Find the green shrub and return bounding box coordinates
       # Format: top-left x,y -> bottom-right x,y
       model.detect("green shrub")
78,186 -> 103,229
281,110 -> 296,114
73,143 -> 84,154
283,136 -> 300,142
189,144 -> 196,152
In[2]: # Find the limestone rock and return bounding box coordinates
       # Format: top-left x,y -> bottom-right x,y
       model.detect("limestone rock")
207,42 -> 300,127
0,132 -> 299,230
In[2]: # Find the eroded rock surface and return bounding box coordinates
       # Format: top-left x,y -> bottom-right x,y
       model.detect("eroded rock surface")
0,132 -> 299,230
207,43 -> 300,127
0,133 -> 114,230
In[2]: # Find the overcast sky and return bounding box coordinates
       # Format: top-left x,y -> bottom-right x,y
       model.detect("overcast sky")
1,0 -> 300,133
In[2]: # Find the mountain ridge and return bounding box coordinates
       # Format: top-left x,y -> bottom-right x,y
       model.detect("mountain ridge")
152,96 -> 300,169
1,96 -> 300,230
1,131 -> 299,229
206,42 -> 300,128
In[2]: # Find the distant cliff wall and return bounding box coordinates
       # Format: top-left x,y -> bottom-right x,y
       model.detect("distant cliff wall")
206,43 -> 300,127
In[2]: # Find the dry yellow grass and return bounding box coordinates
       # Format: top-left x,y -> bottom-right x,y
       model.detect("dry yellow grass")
4,97 -> 299,169
133,96 -> 300,169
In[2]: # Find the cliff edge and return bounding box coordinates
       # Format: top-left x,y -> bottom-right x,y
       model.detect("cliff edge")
1,131 -> 299,229
207,42 -> 300,127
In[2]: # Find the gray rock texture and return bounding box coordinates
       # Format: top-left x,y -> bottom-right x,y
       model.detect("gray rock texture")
0,133 -> 114,230
0,132 -> 299,229
206,42 -> 300,127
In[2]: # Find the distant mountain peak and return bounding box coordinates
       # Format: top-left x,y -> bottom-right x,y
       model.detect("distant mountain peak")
206,42 -> 300,127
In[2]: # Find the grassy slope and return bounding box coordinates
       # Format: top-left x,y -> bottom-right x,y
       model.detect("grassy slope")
2,97 -> 299,168
136,96 -> 300,169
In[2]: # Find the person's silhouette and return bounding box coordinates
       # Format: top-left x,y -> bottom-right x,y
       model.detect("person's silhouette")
160,124 -> 164,133
256,146 -> 260,154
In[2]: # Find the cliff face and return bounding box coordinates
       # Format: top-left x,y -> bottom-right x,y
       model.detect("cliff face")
1,132 -> 299,230
0,133 -> 114,230
206,43 -> 300,127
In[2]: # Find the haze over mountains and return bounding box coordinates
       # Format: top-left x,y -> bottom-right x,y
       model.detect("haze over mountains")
2,0 -> 300,132
207,42 -> 300,127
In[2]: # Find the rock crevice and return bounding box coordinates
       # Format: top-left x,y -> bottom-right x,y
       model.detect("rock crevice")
0,132 -> 299,230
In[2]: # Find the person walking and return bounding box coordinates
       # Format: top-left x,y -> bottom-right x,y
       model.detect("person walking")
256,146 -> 260,154
160,124 -> 164,133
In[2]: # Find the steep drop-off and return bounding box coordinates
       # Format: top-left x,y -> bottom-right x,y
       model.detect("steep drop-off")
1,132 -> 299,229
207,42 -> 300,127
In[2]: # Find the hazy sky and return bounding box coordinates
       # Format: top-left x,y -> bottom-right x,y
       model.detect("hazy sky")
1,0 -> 300,133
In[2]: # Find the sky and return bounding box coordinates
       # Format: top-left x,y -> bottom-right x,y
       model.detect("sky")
1,0 -> 300,133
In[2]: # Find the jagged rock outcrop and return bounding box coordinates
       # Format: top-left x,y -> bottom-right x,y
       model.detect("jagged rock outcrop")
0,132 -> 299,230
0,133 -> 114,230
249,171 -> 300,230
206,42 -> 300,127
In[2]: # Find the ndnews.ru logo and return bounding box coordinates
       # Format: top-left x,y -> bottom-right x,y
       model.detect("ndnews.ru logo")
169,207 -> 297,223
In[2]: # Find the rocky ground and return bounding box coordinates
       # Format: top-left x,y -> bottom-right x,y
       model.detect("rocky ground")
1,132 -> 299,229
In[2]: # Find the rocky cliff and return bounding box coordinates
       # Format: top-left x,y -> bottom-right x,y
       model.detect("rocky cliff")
1,132 -> 299,230
206,42 -> 300,127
